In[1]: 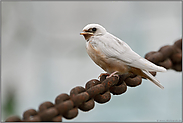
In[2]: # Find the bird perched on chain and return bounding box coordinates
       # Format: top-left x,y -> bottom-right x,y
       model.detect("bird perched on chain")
80,24 -> 166,89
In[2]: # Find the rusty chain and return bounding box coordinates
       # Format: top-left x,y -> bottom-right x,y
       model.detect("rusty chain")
5,39 -> 182,122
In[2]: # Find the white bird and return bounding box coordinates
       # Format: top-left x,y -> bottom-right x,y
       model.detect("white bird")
80,24 -> 166,89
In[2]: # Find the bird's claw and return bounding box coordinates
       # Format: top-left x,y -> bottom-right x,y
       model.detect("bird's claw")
98,73 -> 110,79
106,74 -> 119,79
106,71 -> 119,79
99,71 -> 119,79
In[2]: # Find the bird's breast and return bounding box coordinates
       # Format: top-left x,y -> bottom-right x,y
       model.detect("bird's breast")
86,41 -> 129,74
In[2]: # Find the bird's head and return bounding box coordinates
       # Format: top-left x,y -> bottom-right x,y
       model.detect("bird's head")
80,24 -> 107,41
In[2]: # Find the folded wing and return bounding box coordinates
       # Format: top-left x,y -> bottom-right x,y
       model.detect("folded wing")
96,33 -> 166,72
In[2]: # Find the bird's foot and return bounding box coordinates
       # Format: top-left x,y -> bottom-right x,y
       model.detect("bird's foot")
106,71 -> 119,79
98,73 -> 110,79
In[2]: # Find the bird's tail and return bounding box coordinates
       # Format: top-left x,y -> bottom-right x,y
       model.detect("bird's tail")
142,70 -> 164,89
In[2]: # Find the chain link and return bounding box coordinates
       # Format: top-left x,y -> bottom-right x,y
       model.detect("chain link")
5,39 -> 182,122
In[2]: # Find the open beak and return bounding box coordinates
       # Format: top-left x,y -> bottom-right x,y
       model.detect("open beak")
80,31 -> 94,41
80,32 -> 93,35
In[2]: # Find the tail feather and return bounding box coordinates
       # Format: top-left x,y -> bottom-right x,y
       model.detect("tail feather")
142,70 -> 164,89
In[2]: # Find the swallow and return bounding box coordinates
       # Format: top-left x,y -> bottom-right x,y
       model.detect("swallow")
80,24 -> 166,89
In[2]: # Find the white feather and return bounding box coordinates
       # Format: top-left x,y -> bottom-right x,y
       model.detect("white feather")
142,70 -> 164,89
92,32 -> 166,72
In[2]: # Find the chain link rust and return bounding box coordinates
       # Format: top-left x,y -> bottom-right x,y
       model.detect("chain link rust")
5,39 -> 182,122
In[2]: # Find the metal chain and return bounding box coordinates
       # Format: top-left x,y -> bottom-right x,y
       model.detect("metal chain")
5,39 -> 182,122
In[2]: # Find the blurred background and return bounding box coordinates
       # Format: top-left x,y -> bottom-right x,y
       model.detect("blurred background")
2,1 -> 182,122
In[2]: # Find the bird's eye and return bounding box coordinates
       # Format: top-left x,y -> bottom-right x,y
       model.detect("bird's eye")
92,28 -> 97,32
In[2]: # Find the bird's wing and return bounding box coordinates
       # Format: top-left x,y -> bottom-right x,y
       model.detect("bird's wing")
95,33 -> 166,72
